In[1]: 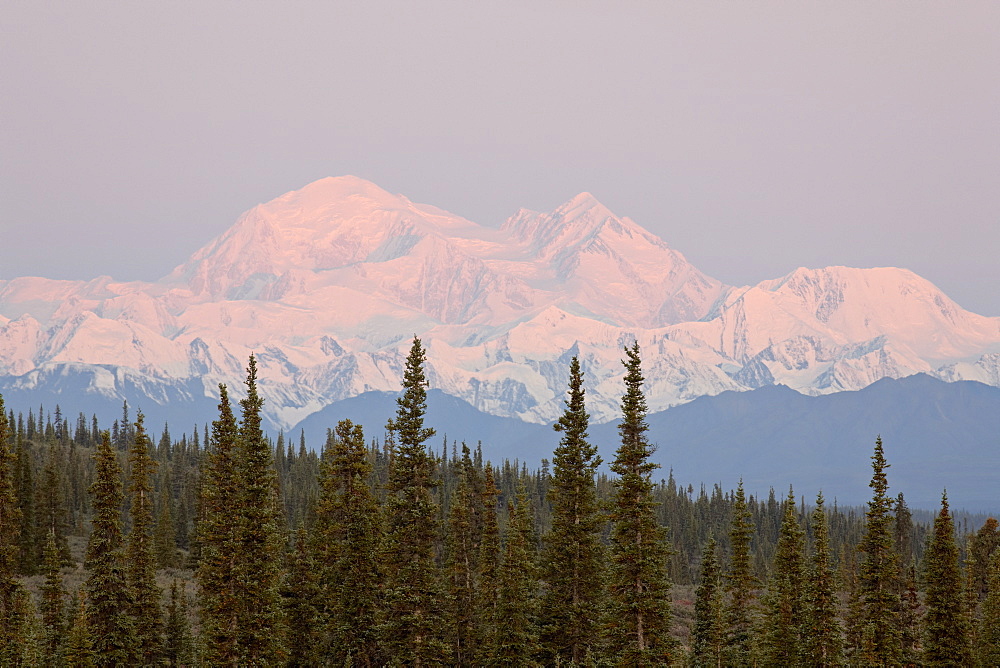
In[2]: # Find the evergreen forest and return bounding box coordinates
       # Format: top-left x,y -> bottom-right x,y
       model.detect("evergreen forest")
1,338 -> 998,666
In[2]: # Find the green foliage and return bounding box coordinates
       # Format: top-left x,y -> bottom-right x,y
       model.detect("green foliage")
14,426 -> 36,575
85,431 -> 138,666
3,585 -> 42,666
40,530 -> 67,663
857,436 -> 901,666
444,447 -> 483,664
313,419 -> 382,666
967,516 -> 999,603
154,481 -> 178,568
978,549 -> 1000,667
540,356 -> 605,665
35,449 -> 72,566
65,591 -> 95,667
757,488 -> 806,665
234,354 -> 288,662
692,539 -> 724,667
164,580 -> 194,667
283,528 -> 323,666
799,492 -> 843,667
381,337 -> 449,663
606,343 -> 675,665
197,384 -> 241,664
6,352 -> 1000,666
474,464 -> 503,664
494,484 -> 541,665
724,480 -> 756,666
922,491 -> 973,666
0,393 -> 25,653
126,411 -> 163,663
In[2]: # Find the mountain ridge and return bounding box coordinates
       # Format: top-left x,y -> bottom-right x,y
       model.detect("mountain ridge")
2,176 -> 999,431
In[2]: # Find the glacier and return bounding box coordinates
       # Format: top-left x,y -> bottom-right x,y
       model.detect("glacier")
2,175 -> 999,431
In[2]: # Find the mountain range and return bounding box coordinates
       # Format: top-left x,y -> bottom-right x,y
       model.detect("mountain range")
2,176 -> 998,507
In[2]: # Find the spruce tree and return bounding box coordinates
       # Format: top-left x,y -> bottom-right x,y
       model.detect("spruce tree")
4,586 -> 42,666
381,337 -> 449,663
0,393 -> 24,653
758,488 -> 805,665
606,342 -> 675,665
493,483 -> 541,665
898,564 -> 922,665
313,419 -> 382,666
40,530 -> 67,664
164,579 -> 193,667
36,450 -> 71,564
14,428 -> 36,575
967,517 -> 1000,602
197,384 -> 241,665
233,354 -> 287,662
126,411 -> 163,663
799,492 -> 842,667
85,431 -> 138,665
857,436 -> 901,666
65,591 -> 95,667
283,527 -> 322,667
540,356 -> 605,665
978,549 -> 1000,667
922,491 -> 973,666
154,480 -> 177,568
474,463 -> 503,663
724,480 -> 756,666
445,448 -> 481,664
692,539 -> 724,667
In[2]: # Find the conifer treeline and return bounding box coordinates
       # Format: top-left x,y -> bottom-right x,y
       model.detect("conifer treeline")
0,340 -> 998,665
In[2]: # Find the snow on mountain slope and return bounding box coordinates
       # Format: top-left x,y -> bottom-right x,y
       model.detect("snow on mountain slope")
667,266 -> 1000,394
2,176 -> 999,429
501,193 -> 726,326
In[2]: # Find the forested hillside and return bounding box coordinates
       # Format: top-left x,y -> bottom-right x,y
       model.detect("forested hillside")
1,341 -> 997,666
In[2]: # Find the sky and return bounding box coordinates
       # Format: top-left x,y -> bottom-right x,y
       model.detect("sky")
3,1 -> 999,314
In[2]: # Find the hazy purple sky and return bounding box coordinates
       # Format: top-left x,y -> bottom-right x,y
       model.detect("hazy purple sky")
3,2 -> 999,314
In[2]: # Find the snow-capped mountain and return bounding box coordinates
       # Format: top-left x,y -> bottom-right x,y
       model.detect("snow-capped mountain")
1,176 -> 998,430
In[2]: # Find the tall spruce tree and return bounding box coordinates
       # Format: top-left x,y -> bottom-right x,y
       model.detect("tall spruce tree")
492,483 -> 541,665
14,427 -> 35,575
381,337 -> 449,663
39,530 -> 67,664
126,411 -> 163,663
313,418 -> 382,666
445,448 -> 481,664
233,354 -> 287,662
607,342 -> 675,665
758,487 -> 805,665
540,356 -> 605,665
692,539 -> 724,668
164,580 -> 193,667
724,480 -> 756,666
922,491 -> 973,666
283,527 -> 322,667
799,492 -> 842,667
978,549 -> 1000,667
65,591 -> 95,667
474,464 -> 503,663
857,436 -> 901,666
898,564 -> 922,666
36,449 -> 71,564
85,431 -> 138,665
197,384 -> 241,665
0,393 -> 24,653
154,481 -> 177,568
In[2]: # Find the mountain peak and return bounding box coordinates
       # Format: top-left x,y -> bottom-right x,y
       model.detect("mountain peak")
555,191 -> 604,215
261,175 -> 412,220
